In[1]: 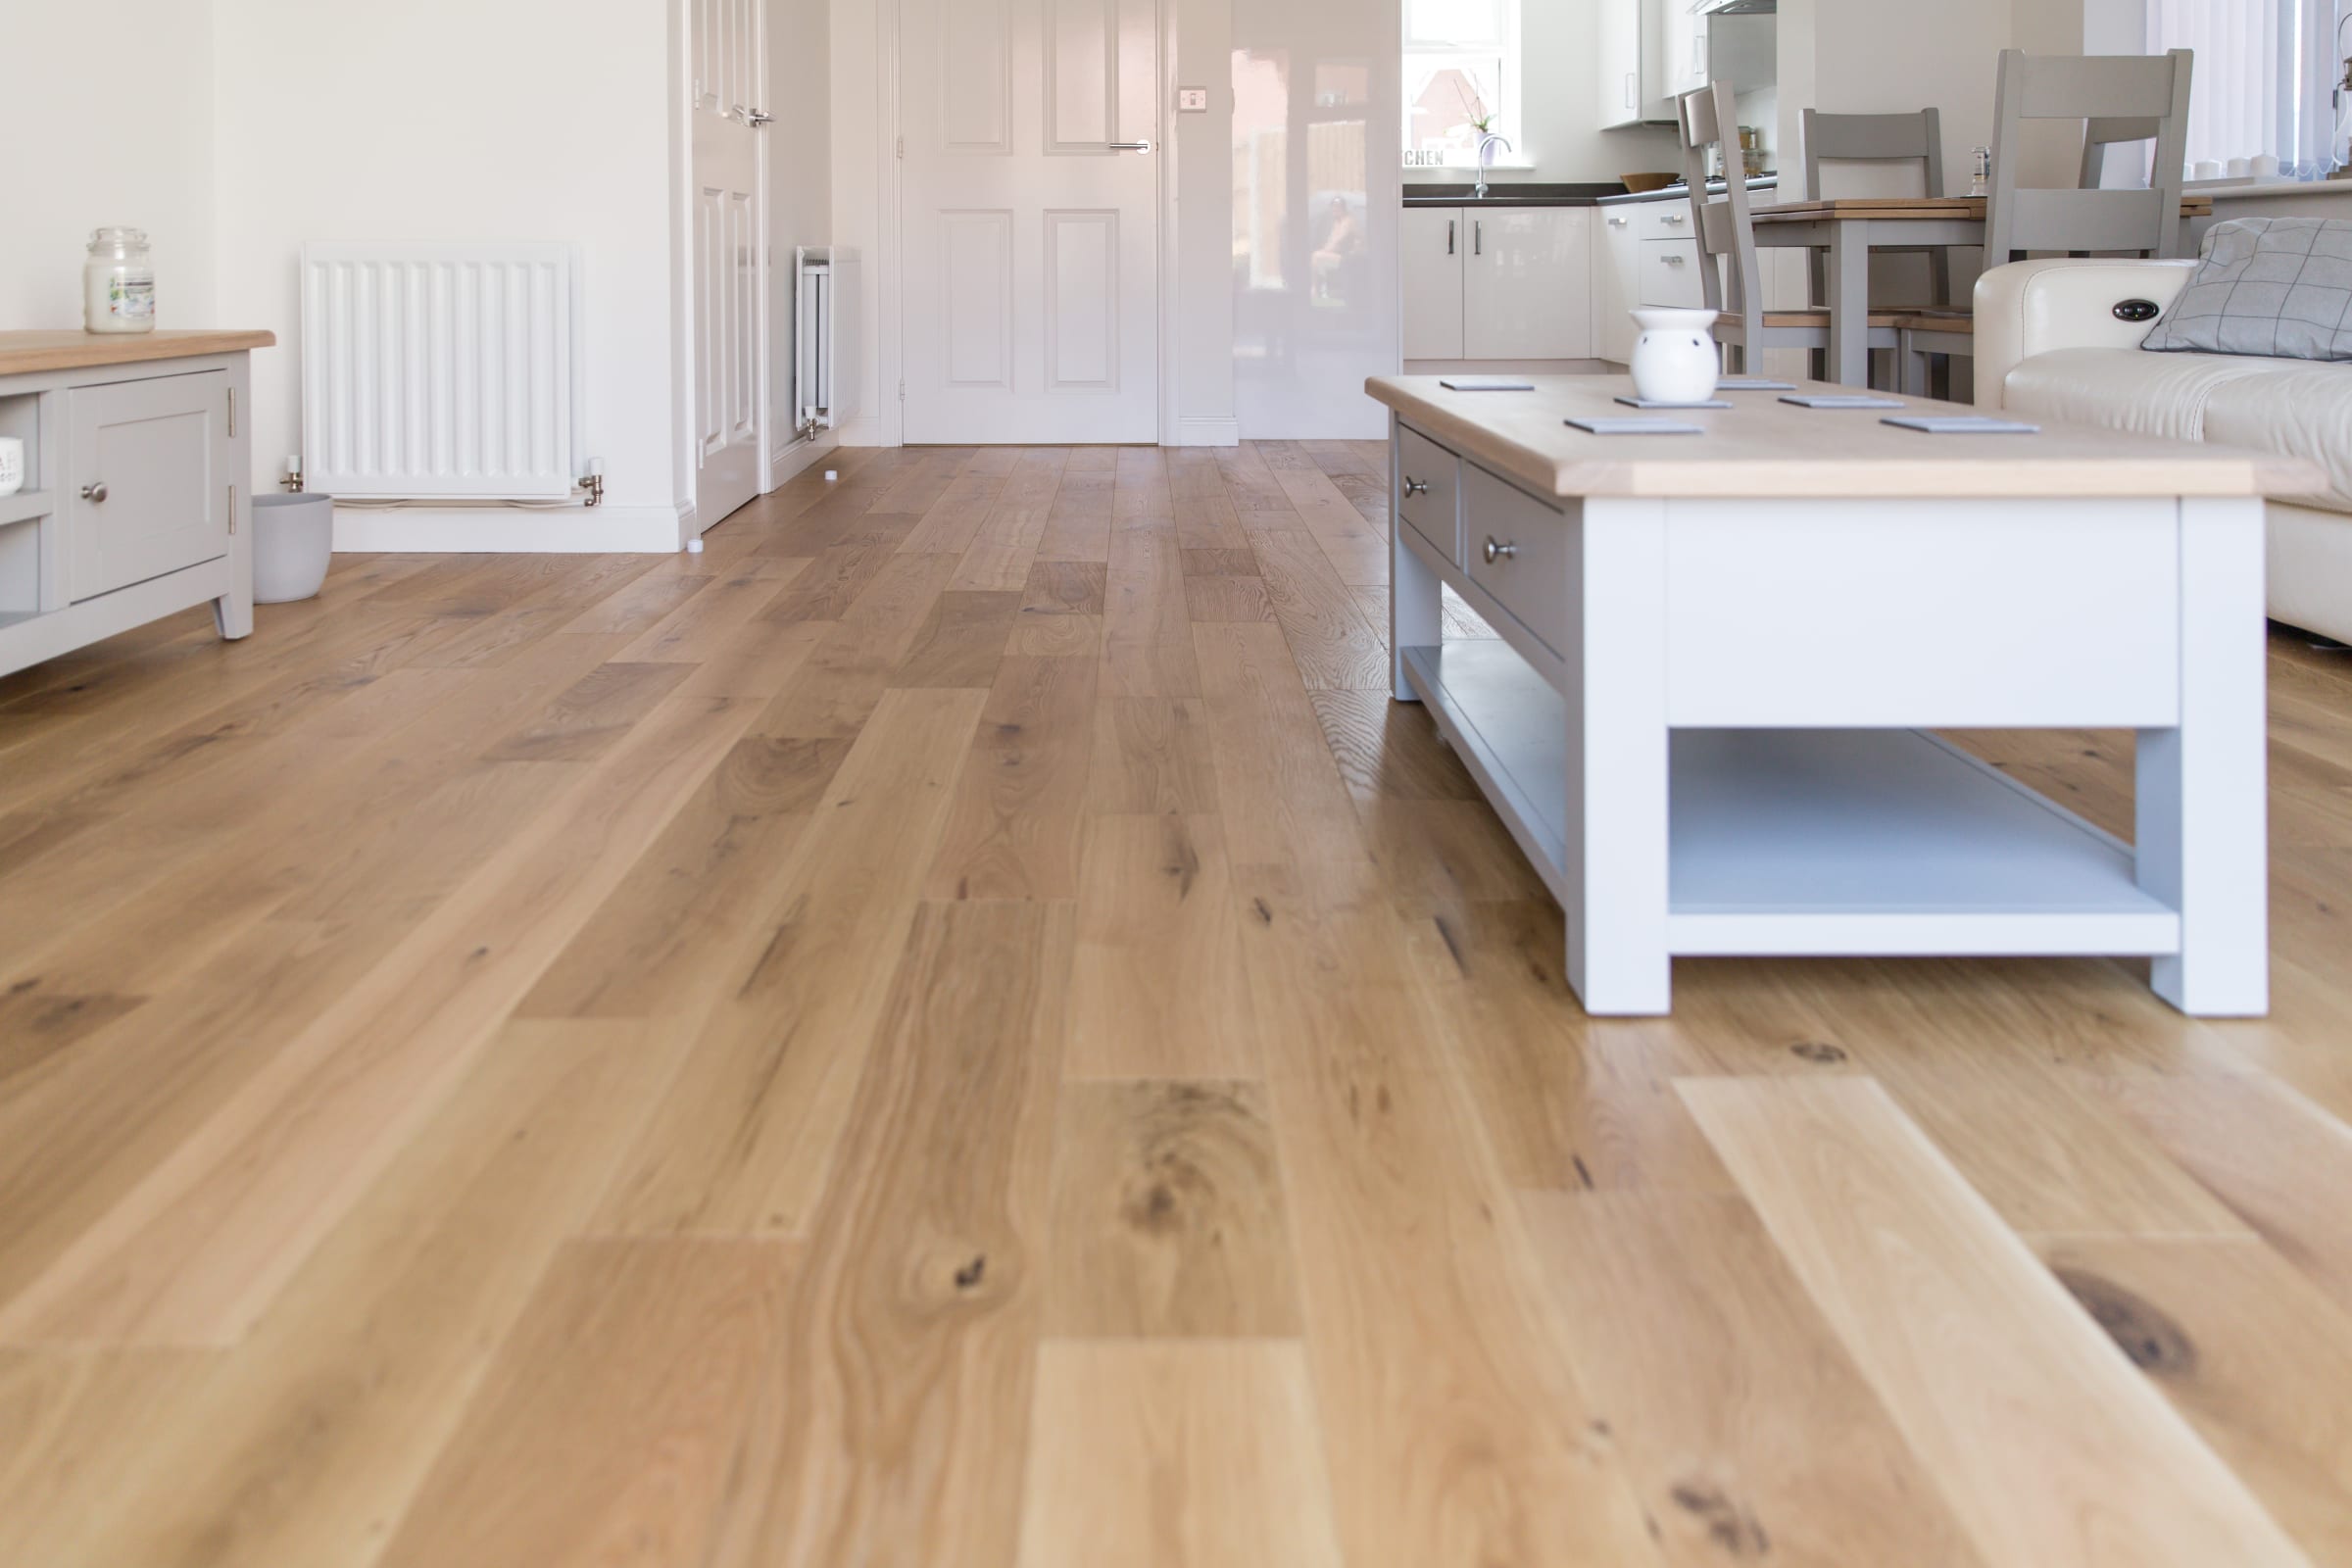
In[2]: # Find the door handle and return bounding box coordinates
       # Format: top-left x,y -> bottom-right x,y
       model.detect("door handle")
80,481 -> 108,503
1107,140 -> 1153,153
1474,220 -> 1483,256
746,109 -> 773,127
1446,220 -> 1454,255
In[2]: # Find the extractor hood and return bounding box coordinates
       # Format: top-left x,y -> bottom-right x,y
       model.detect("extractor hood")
1698,0 -> 1776,14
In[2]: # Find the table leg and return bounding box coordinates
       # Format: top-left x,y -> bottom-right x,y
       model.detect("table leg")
2136,496 -> 2267,1014
1828,220 -> 1870,388
1390,416 -> 1440,702
1563,497 -> 1671,1014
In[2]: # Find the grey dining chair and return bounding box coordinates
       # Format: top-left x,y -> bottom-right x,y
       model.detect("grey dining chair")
1680,81 -> 1901,382
1802,107 -> 1952,307
1902,48 -> 2194,396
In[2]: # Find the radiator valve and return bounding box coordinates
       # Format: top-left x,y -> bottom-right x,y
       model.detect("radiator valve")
578,457 -> 605,508
281,455 -> 304,493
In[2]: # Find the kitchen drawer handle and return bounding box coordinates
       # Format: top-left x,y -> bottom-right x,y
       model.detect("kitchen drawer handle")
1402,476 -> 1430,496
1662,213 -> 1687,225
80,481 -> 109,504
1483,536 -> 1515,564
1661,254 -> 1686,266
1608,215 -> 1629,226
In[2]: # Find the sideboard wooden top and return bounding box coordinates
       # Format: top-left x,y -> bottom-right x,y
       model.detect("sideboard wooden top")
0,329 -> 276,377
1365,374 -> 2322,502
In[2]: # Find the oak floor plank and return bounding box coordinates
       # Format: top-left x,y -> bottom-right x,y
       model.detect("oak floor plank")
1680,1075 -> 2308,1568
1016,1342 -> 1345,1568
1045,1080 -> 1299,1337
1086,695 -> 1221,814
892,588 -> 1024,690
924,654 -> 1099,900
1250,528 -> 1391,691
1523,1190 -> 1984,1567
377,1237 -> 794,1568
592,687 -> 986,1238
1240,873 -> 1668,1568
1021,559 -> 1109,616
0,692 -> 756,1347
42,1018 -> 674,1568
1063,815 -> 1256,1080
700,901 -> 1074,1568
1192,621 -> 1366,869
2038,1235 -> 2352,1565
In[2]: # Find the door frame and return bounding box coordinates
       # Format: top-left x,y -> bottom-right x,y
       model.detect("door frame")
880,0 -> 1173,448
669,0 -> 773,541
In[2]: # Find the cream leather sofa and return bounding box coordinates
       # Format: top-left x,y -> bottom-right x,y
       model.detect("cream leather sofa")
1976,257 -> 2352,644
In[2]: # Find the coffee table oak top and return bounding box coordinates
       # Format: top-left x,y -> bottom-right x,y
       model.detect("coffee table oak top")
1366,374 -> 2320,502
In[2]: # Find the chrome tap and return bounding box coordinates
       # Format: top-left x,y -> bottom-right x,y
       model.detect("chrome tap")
1474,131 -> 1514,199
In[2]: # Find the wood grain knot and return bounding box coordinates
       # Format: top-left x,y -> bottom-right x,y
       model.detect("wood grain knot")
2053,1267 -> 2197,1376
1669,1477 -> 1771,1556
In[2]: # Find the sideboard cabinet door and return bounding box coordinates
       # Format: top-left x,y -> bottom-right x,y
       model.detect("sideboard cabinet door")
68,370 -> 227,603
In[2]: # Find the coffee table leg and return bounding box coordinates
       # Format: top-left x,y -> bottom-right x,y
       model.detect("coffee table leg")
1391,416 -> 1442,702
1564,497 -> 1671,1014
1829,220 -> 1870,388
2137,496 -> 2268,1014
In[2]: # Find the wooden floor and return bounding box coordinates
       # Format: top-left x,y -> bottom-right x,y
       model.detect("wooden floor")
3,442 -> 2352,1568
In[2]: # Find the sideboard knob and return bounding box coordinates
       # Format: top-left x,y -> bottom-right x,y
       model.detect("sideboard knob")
79,481 -> 109,504
1402,476 -> 1429,496
1483,536 -> 1515,564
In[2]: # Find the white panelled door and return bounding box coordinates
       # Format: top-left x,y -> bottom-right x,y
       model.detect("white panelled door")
691,0 -> 764,526
901,0 -> 1160,444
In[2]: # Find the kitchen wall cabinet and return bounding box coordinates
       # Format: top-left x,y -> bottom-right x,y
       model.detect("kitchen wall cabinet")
1595,0 -> 1676,129
1660,0 -> 1710,101
1404,207 -> 1593,364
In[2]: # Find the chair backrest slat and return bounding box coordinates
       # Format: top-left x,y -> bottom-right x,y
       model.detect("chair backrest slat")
1677,80 -> 1762,337
1989,48 -> 2192,262
1802,108 -> 1945,201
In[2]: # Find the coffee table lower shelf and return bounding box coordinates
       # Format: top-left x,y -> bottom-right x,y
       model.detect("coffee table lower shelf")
1398,639 -> 2182,958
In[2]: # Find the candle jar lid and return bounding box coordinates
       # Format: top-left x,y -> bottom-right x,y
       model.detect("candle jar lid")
88,226 -> 150,254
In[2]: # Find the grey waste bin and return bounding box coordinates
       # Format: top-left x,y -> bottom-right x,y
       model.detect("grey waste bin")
252,492 -> 334,604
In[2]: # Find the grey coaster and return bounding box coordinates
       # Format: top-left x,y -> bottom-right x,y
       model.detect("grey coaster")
1440,376 -> 1536,391
1566,416 -> 1704,435
1881,415 -> 2041,434
1717,376 -> 1797,390
1781,393 -> 1906,409
1616,395 -> 1733,410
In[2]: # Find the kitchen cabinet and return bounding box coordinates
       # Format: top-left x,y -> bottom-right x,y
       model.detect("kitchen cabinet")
1466,209 -> 1592,360
1595,0 -> 1676,128
1404,207 -> 1592,363
1402,207 -> 1466,361
1593,206 -> 1642,364
1660,0 -> 1709,100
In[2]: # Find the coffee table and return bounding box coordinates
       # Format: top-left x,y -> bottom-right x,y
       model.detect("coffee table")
1370,372 -> 2318,1016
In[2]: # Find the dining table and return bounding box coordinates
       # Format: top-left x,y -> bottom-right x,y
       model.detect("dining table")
1746,194 -> 2216,387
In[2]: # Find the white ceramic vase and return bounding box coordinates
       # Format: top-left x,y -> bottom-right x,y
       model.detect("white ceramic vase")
1628,308 -> 1721,404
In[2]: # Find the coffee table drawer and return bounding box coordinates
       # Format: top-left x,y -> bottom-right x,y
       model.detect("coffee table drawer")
1396,425 -> 1460,564
1464,466 -> 1566,655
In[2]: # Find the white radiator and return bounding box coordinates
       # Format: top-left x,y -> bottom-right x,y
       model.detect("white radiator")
300,242 -> 584,501
795,245 -> 859,433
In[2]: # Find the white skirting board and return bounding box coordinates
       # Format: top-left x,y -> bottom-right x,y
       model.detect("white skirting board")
329,503 -> 692,554
768,432 -> 839,488
1173,416 -> 1241,447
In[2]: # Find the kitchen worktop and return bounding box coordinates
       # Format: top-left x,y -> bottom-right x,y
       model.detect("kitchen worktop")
1402,176 -> 1777,209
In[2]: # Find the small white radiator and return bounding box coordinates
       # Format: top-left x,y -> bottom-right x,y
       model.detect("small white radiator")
795,245 -> 859,433
301,242 -> 584,501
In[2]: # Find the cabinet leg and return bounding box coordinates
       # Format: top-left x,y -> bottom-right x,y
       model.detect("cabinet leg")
1562,497 -> 1671,1015
1390,419 -> 1441,702
2139,496 -> 2267,1014
214,587 -> 253,641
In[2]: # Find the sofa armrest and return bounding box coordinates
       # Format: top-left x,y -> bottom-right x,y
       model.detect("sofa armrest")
1974,258 -> 2199,410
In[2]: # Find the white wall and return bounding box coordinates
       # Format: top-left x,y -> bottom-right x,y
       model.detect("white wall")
770,0 -> 834,466
1174,0 -> 1239,443
0,0 -> 218,331
828,0 -> 889,446
1405,0 -> 1684,184
1780,0 -> 2014,200
210,0 -> 680,524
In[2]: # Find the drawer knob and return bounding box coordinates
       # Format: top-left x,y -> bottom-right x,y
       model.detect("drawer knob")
1402,476 -> 1430,496
1483,536 -> 1516,564
80,481 -> 109,504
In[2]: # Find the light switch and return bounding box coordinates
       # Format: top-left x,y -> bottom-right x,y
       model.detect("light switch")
1177,86 -> 1209,113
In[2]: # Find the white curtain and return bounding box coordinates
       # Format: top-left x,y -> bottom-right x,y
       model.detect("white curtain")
2147,0 -> 2343,171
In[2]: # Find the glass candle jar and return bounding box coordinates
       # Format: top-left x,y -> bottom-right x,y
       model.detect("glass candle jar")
84,227 -> 157,334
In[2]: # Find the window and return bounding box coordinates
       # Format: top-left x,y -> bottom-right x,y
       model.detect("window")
1403,0 -> 1521,167
2147,0 -> 2346,174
